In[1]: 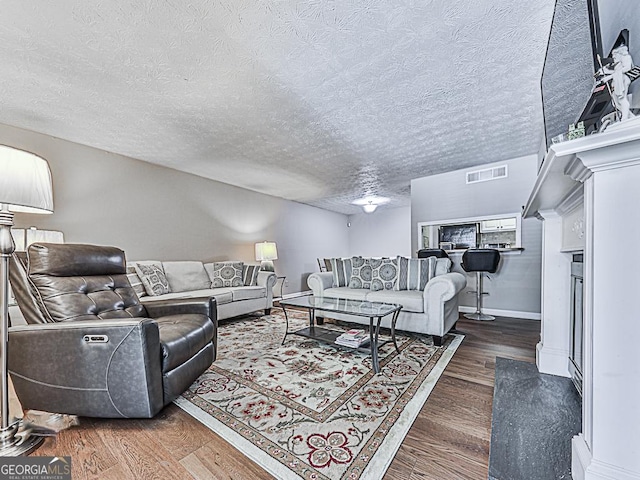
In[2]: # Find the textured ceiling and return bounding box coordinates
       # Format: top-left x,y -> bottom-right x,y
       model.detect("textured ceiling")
542,0 -> 596,144
0,1 -> 558,214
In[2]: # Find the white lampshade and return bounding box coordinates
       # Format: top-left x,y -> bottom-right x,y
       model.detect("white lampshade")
0,146 -> 53,214
11,228 -> 64,252
255,241 -> 278,261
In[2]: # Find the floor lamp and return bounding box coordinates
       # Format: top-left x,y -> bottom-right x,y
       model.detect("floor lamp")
0,146 -> 54,455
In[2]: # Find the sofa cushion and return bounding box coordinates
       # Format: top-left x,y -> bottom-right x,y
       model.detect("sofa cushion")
329,257 -> 354,287
349,257 -> 372,289
162,261 -> 211,293
205,261 -> 244,288
394,256 -> 436,291
324,287 -> 369,301
242,264 -> 261,286
140,288 -> 234,306
134,263 -> 171,296
366,290 -> 424,313
231,286 -> 266,301
370,258 -> 399,291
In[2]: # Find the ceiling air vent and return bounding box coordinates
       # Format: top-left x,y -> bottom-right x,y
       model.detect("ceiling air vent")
466,165 -> 508,184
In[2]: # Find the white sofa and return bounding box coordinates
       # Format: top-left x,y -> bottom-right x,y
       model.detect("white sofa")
307,267 -> 466,345
127,261 -> 277,321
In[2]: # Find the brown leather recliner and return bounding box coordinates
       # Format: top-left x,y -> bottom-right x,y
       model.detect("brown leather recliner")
8,243 -> 217,418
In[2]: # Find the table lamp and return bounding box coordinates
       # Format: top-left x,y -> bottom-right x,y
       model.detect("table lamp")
0,146 -> 53,455
255,241 -> 278,272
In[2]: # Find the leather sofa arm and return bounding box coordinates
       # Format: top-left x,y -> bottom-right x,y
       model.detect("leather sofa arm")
8,318 -> 165,418
307,272 -> 333,296
143,297 -> 217,323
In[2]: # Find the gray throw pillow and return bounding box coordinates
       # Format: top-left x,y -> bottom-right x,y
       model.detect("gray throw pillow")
243,264 -> 261,286
394,256 -> 436,291
209,261 -> 244,288
435,258 -> 452,276
126,271 -> 147,298
370,258 -> 399,291
134,263 -> 171,296
330,257 -> 354,287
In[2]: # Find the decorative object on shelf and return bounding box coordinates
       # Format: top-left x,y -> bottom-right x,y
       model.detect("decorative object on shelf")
255,241 -> 278,271
577,29 -> 640,134
595,44 -> 635,123
567,122 -> 586,140
0,145 -> 54,455
351,196 -> 390,213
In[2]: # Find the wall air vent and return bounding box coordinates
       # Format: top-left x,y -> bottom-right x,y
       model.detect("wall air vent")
466,165 -> 508,184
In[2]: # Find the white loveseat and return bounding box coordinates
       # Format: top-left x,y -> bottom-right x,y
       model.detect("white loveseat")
307,257 -> 466,345
127,261 -> 276,321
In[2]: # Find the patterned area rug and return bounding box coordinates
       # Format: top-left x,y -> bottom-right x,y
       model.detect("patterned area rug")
175,308 -> 463,480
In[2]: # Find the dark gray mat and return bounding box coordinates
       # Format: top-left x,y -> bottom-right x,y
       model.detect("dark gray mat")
488,357 -> 581,480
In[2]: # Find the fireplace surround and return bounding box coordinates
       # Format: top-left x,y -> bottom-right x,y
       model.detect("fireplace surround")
524,117 -> 640,480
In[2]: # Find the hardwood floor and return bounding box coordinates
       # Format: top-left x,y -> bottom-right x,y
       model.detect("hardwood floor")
30,313 -> 540,479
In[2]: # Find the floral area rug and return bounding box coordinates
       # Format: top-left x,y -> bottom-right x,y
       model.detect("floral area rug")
175,308 -> 463,480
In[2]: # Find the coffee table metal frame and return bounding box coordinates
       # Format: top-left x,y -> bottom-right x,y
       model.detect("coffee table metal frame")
279,296 -> 402,374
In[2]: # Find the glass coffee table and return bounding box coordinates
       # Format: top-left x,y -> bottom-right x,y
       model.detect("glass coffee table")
279,296 -> 402,374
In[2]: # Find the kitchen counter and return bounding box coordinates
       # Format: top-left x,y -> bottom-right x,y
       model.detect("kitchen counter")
444,247 -> 524,254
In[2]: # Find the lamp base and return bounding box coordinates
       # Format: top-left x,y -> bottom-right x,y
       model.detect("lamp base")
0,419 -> 44,456
260,260 -> 275,272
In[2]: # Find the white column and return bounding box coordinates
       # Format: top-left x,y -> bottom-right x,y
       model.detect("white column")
572,163 -> 640,480
536,210 -> 571,377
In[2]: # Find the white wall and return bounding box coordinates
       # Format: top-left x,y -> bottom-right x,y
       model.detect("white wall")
347,206 -> 411,257
597,0 -> 640,103
411,154 -> 542,316
0,123 -> 349,295
598,0 -> 639,57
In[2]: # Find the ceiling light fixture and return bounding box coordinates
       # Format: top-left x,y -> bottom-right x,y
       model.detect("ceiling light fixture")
362,203 -> 378,213
352,196 -> 390,214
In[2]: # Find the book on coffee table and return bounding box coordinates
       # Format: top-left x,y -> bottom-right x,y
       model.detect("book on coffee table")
335,330 -> 370,348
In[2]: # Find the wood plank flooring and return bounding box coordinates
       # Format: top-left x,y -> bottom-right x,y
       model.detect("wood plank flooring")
29,313 -> 540,479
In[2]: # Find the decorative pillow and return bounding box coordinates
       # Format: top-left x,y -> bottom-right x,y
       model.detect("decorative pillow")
208,261 -> 244,288
349,257 -> 372,289
126,271 -> 147,298
329,257 -> 354,287
370,258 -> 399,291
162,261 -> 211,293
435,258 -> 452,276
394,256 -> 436,291
243,264 -> 261,286
134,263 -> 171,296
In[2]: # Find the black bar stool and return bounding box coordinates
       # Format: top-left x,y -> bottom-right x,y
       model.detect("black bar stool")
417,249 -> 449,259
461,248 -> 501,321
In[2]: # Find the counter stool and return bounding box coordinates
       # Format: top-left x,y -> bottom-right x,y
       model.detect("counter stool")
417,249 -> 449,259
461,248 -> 501,321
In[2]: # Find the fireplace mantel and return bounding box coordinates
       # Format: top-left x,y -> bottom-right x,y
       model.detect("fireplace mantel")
524,117 -> 640,480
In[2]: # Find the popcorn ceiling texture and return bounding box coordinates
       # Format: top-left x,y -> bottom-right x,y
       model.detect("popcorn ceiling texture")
541,0 -> 596,145
0,1 -> 556,214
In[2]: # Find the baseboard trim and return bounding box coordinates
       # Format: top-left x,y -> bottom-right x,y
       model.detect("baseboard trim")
536,342 -> 571,377
572,433 -> 640,480
458,306 -> 541,320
